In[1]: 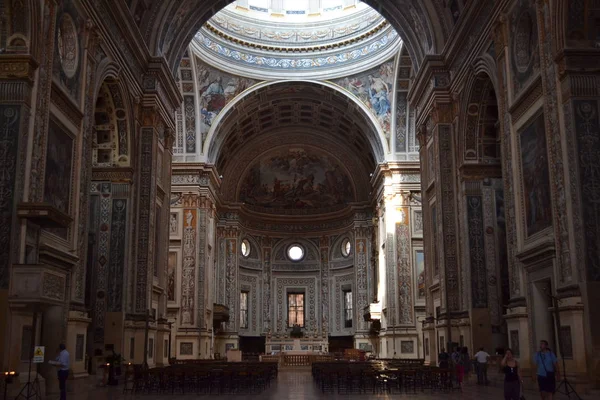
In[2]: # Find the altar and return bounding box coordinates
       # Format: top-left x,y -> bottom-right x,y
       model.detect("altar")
265,337 -> 329,354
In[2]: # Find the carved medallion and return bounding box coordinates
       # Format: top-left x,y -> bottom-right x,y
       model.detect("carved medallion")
57,14 -> 79,79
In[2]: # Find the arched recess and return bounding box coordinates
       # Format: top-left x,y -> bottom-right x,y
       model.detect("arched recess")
205,80 -> 389,166
144,0 -> 447,74
1,0 -> 39,55
459,67 -> 501,165
92,79 -> 133,168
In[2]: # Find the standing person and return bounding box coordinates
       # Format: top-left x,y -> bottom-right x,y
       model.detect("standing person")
533,340 -> 559,400
451,347 -> 464,387
474,347 -> 490,385
438,348 -> 450,369
53,344 -> 70,400
501,349 -> 521,400
462,347 -> 472,383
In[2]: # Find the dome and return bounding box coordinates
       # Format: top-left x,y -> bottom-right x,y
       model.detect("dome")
191,0 -> 402,80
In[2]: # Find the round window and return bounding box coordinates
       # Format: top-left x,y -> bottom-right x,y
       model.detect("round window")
342,239 -> 351,257
287,245 -> 304,261
241,239 -> 250,257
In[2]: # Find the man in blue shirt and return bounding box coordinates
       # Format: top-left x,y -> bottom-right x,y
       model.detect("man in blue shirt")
54,343 -> 70,400
533,340 -> 560,400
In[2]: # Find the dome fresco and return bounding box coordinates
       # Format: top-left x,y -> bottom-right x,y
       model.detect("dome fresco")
192,0 -> 402,79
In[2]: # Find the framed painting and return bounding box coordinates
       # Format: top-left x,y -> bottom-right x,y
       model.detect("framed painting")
413,248 -> 426,302
518,111 -> 552,237
44,118 -> 74,215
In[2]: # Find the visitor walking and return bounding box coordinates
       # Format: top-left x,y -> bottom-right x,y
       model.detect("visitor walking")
501,348 -> 521,400
451,347 -> 464,387
533,340 -> 559,400
52,343 -> 70,400
473,347 -> 490,385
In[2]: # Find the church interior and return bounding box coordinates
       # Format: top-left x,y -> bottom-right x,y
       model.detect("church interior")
1,0 -> 600,397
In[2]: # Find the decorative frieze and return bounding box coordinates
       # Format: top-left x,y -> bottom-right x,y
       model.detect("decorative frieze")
395,217 -> 413,325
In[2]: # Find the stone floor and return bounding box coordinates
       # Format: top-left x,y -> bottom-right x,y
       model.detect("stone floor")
36,368 -> 594,400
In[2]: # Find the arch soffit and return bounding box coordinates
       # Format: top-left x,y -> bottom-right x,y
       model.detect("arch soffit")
458,68 -> 499,164
92,66 -> 136,166
146,0 -> 447,73
205,80 -> 389,164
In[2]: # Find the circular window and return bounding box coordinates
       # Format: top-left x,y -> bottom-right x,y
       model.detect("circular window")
342,239 -> 351,257
287,245 -> 304,261
241,239 -> 250,257
57,14 -> 79,78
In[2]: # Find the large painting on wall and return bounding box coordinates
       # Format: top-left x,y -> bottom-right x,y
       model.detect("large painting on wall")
415,250 -> 425,300
44,120 -> 74,214
333,61 -> 394,143
238,147 -> 354,210
519,112 -> 552,237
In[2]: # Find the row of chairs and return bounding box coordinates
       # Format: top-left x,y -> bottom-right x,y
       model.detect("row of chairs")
123,362 -> 278,395
312,361 -> 454,394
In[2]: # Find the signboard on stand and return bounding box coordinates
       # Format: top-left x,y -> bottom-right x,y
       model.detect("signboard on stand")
33,346 -> 45,363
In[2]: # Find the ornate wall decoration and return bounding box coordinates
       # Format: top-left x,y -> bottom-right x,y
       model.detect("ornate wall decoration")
53,2 -> 84,103
559,326 -> 573,359
263,248 -> 272,331
276,277 -> 316,333
175,107 -> 184,154
181,209 -> 197,325
29,0 -> 57,203
400,340 -> 414,353
396,91 -> 408,153
412,210 -> 423,236
483,187 -> 501,326
225,237 -> 238,331
518,112 -> 552,237
197,209 -> 206,329
107,198 -> 127,312
333,60 -> 394,145
509,0 -> 540,101
467,195 -> 487,308
42,274 -> 65,301
386,233 -> 396,324
180,342 -> 193,355
321,247 -> 330,332
184,95 -> 196,153
107,83 -> 129,160
496,43 -> 520,297
135,129 -> 155,313
396,216 -> 413,324
238,146 -> 355,211
439,126 -> 459,311
573,100 -> 600,281
355,238 -> 368,330
0,105 -> 20,289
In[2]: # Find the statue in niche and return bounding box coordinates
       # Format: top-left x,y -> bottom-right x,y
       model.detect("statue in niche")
170,213 -> 178,234
185,210 -> 193,227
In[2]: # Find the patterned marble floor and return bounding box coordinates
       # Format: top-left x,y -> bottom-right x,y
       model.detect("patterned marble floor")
41,369 -> 592,400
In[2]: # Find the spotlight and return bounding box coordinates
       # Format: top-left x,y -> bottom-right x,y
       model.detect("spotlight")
219,175 -> 223,179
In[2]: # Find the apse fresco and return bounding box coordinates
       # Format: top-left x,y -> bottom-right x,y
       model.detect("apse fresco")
239,148 -> 354,210
333,61 -> 395,141
520,112 -> 552,237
